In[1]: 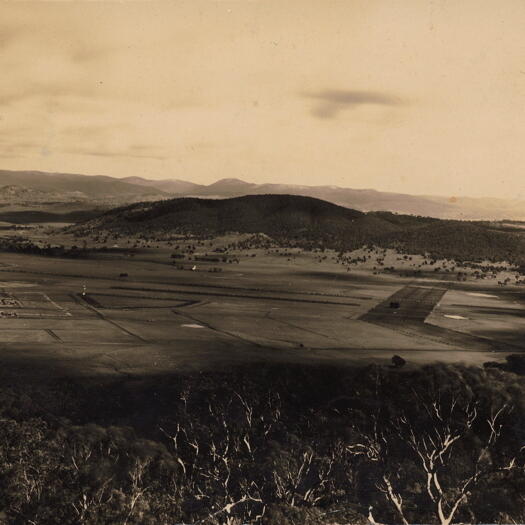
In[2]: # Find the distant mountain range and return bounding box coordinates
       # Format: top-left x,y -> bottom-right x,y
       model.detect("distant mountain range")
70,194 -> 525,265
0,170 -> 167,204
118,175 -> 525,221
0,169 -> 524,220
0,184 -> 87,204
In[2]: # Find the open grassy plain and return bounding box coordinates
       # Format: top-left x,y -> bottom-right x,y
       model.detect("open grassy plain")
0,232 -> 523,380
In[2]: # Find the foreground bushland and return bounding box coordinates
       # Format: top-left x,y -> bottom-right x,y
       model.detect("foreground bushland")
0,363 -> 524,524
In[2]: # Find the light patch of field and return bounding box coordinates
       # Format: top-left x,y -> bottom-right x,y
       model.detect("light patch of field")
54,328 -> 136,344
174,299 -> 453,351
84,293 -> 194,309
103,312 -> 233,345
0,281 -> 36,287
0,330 -> 56,343
0,318 -> 109,330
16,292 -> 65,311
428,289 -> 525,348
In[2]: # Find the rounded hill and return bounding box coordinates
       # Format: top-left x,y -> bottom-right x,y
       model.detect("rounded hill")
69,193 -> 525,264
73,194 -> 371,240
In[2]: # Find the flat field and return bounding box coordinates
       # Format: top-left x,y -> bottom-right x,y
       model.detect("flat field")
0,238 -> 523,379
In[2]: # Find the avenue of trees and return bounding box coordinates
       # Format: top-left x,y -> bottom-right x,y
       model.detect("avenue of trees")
0,362 -> 524,524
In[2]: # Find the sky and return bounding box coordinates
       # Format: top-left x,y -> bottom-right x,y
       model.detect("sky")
1,1 -> 525,199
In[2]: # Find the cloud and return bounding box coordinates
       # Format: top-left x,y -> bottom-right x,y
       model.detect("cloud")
306,89 -> 404,119
64,147 -> 167,161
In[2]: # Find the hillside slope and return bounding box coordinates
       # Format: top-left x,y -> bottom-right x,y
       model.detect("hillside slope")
0,185 -> 86,203
120,176 -> 205,194
70,194 -> 525,264
74,194 -> 367,246
0,170 -> 168,202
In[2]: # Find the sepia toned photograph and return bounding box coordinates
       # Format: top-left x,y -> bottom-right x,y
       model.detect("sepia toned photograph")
0,1 -> 524,523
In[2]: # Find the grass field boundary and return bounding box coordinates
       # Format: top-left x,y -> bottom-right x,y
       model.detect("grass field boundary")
113,286 -> 360,306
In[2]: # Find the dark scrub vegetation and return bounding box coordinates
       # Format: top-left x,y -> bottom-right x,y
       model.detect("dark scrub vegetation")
69,195 -> 525,266
0,362 -> 524,524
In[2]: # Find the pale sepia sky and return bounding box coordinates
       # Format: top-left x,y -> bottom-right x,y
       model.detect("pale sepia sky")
1,1 -> 525,199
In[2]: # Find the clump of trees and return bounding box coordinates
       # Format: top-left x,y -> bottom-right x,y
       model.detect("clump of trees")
0,237 -> 90,258
0,363 -> 524,524
484,354 -> 525,374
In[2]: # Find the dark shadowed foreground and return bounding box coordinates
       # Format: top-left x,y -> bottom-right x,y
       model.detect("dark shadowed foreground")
0,363 -> 524,524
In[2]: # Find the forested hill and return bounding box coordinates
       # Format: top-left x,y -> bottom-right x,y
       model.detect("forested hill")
72,194 -> 368,239
69,194 -> 525,265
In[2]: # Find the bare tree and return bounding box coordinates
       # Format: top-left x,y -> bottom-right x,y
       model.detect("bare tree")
159,389 -> 281,523
348,395 -> 519,525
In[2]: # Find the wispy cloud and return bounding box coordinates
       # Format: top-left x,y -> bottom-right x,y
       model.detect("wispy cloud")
306,89 -> 404,119
65,147 -> 167,161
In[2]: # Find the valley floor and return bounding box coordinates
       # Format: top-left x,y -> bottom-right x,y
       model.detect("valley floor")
0,240 -> 523,380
